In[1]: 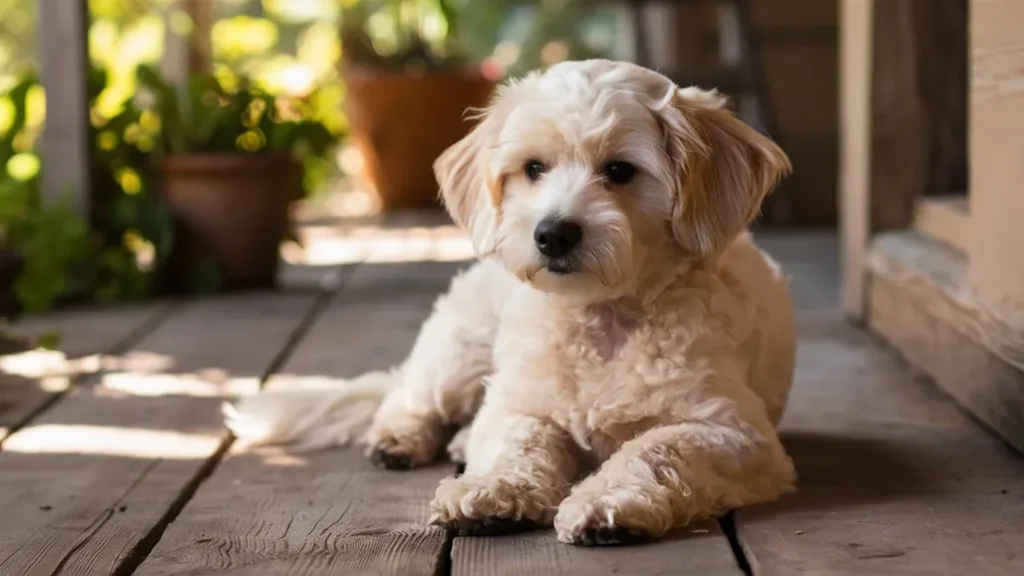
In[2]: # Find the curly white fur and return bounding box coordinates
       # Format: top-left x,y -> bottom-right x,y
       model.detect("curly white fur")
225,59 -> 797,546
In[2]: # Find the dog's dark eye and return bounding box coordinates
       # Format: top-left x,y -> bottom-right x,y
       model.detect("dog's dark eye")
603,161 -> 637,185
524,160 -> 545,182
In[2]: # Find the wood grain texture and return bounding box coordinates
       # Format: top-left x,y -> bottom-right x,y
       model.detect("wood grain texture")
452,520 -> 740,576
0,293 -> 318,576
136,262 -> 466,575
1,304 -> 169,442
733,310 -> 1024,575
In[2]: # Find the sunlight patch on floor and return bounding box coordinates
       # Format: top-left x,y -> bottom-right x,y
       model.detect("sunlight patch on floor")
282,223 -> 475,266
4,424 -> 219,459
99,371 -> 260,398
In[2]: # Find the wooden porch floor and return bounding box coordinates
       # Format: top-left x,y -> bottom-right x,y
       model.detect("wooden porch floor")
1,226 -> 1022,575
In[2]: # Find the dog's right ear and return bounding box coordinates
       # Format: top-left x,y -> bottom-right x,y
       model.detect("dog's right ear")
435,104 -> 503,257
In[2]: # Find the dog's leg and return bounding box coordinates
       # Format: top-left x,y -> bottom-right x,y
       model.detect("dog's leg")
428,401 -> 580,535
554,405 -> 794,546
365,261 -> 509,469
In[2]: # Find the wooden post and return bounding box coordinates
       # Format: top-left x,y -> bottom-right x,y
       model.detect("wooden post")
162,0 -> 213,85
36,0 -> 91,219
838,0 -> 873,319
970,0 -> 1024,333
840,0 -> 934,320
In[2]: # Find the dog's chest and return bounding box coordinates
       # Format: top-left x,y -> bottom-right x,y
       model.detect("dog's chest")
570,299 -> 642,362
497,290 -> 711,453
550,301 -> 676,442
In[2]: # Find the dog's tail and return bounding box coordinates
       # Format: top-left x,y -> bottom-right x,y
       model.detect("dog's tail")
222,369 -> 398,452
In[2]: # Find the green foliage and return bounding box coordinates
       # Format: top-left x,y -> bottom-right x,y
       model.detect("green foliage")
0,61 -> 340,314
339,0 -> 467,72
3,185 -> 88,313
0,74 -> 90,314
134,64 -> 336,160
0,0 -> 37,92
337,0 -> 618,78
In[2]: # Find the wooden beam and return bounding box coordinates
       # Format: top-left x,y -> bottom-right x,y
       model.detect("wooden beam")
838,0 -> 873,319
36,0 -> 91,219
867,230 -> 1024,452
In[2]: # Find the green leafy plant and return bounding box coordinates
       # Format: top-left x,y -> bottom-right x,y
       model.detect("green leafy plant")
0,73 -> 91,314
134,64 -> 336,161
1,181 -> 88,313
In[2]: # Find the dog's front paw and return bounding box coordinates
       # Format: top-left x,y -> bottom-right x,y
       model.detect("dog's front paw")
554,487 -> 670,546
429,474 -> 559,535
364,415 -> 444,470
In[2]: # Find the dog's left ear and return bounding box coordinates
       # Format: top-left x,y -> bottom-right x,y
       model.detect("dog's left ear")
659,87 -> 791,256
434,102 -> 504,257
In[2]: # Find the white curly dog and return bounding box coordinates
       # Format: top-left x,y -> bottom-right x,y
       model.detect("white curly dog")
226,59 -> 797,546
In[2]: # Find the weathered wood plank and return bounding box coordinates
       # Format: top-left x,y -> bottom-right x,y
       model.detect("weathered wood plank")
13,303 -> 171,361
866,231 -> 1024,452
1,304 -> 169,442
0,293 -> 320,576
452,520 -> 740,576
136,262 -> 467,576
733,311 -> 1024,575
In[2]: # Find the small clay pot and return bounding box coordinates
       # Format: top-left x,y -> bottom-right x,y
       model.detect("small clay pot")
159,153 -> 299,292
343,68 -> 495,211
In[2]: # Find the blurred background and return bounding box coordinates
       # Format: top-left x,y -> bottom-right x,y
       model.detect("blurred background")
1,0 -> 959,319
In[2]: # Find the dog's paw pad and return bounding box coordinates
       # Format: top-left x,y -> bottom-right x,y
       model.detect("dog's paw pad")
368,440 -> 415,470
369,449 -> 411,470
570,526 -> 648,547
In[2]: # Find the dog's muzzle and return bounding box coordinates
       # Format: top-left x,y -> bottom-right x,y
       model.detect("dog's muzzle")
534,217 -> 582,274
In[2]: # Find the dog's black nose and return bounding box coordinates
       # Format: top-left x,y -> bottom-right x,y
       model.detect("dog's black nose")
534,217 -> 583,258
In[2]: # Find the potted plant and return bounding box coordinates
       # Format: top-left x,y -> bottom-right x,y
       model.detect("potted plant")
135,65 -> 336,292
339,0 -> 496,211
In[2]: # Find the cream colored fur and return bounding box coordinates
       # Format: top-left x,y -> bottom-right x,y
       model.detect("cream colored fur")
225,59 -> 797,546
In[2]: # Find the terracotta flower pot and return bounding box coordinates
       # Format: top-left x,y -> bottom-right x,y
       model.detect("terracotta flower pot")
343,68 -> 495,211
159,153 -> 299,292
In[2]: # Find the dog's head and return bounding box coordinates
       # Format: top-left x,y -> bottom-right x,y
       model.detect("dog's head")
435,59 -> 790,301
